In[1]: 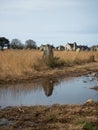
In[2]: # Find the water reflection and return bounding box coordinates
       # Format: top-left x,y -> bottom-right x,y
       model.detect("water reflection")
41,78 -> 58,96
0,75 -> 98,107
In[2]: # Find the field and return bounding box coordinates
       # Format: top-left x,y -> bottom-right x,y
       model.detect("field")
0,50 -> 98,82
0,50 -> 98,130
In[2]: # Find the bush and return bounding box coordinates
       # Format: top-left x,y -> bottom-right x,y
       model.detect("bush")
46,57 -> 65,68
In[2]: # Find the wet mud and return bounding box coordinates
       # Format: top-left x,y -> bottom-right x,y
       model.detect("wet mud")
0,102 -> 98,130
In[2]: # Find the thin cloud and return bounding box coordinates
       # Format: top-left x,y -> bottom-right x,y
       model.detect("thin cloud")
0,0 -> 97,15
0,0 -> 98,46
0,0 -> 60,14
54,25 -> 98,35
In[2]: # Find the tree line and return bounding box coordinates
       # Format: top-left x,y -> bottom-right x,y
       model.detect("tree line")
0,37 -> 37,50
0,37 -> 98,51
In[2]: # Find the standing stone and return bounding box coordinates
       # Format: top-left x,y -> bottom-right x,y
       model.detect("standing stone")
43,45 -> 53,64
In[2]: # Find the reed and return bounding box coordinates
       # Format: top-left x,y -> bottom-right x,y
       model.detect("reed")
0,50 -> 98,79
0,50 -> 43,78
54,51 -> 98,63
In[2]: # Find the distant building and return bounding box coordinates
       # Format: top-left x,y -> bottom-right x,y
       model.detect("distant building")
3,44 -> 9,49
65,42 -> 77,51
39,44 -> 55,51
0,37 -> 10,50
77,45 -> 89,51
90,45 -> 98,51
65,42 -> 89,51
39,45 -> 46,51
56,45 -> 65,51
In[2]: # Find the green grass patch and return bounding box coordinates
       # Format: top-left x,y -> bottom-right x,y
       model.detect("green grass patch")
83,122 -> 98,130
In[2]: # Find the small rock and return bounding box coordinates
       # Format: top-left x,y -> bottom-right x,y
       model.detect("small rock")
83,80 -> 87,83
0,118 -> 9,126
85,99 -> 94,104
91,72 -> 96,76
18,108 -> 25,113
91,72 -> 98,77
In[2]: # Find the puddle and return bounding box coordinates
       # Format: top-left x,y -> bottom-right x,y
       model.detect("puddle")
0,75 -> 98,107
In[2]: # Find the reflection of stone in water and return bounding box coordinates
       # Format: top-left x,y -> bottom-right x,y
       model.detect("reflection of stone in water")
42,78 -> 56,96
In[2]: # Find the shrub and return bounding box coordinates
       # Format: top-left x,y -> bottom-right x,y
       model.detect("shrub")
46,56 -> 65,68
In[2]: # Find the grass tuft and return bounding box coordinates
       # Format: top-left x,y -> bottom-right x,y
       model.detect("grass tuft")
83,122 -> 98,130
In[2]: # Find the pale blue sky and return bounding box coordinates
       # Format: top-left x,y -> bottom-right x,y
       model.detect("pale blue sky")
0,0 -> 98,46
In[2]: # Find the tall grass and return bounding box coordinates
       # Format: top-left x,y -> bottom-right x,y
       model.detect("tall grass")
54,51 -> 98,63
0,50 -> 98,79
0,50 -> 43,79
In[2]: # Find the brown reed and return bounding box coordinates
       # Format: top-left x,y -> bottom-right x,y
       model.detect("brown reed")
0,50 -> 98,79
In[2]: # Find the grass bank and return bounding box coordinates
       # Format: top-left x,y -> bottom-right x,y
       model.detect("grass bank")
0,50 -> 98,83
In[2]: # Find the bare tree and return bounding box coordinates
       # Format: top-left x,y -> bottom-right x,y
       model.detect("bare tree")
10,39 -> 24,49
25,39 -> 37,49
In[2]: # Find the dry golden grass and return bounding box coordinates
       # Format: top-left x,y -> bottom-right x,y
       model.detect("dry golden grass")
54,51 -> 98,63
0,50 -> 43,79
0,50 -> 98,79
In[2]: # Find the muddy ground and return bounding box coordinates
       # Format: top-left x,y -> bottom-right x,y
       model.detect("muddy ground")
0,102 -> 98,130
0,62 -> 98,130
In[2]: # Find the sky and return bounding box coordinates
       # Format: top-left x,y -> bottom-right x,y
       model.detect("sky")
0,0 -> 98,46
